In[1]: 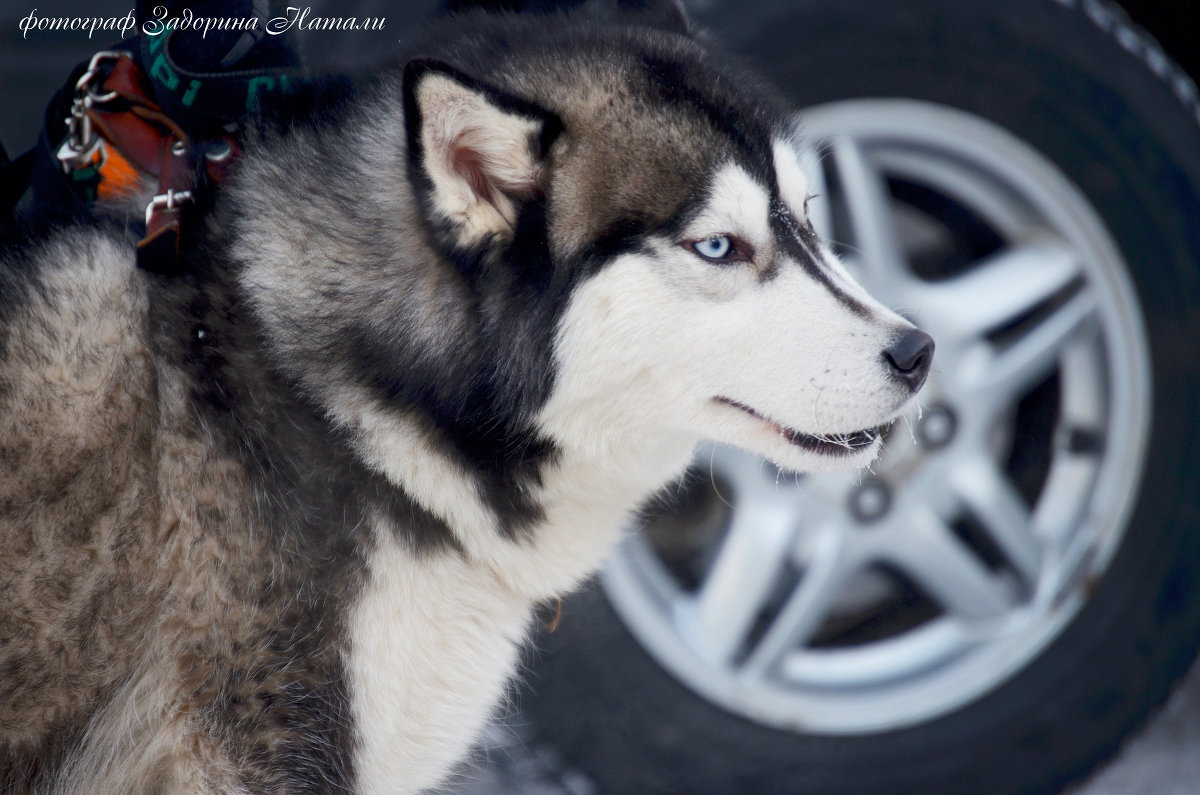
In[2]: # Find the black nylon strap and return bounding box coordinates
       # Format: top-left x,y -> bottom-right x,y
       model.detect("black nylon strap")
136,0 -> 302,135
138,26 -> 301,135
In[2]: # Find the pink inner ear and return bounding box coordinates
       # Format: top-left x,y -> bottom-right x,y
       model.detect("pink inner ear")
449,134 -> 497,206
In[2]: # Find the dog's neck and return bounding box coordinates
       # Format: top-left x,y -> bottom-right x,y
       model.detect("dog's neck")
338,394 -> 696,599
185,281 -> 695,599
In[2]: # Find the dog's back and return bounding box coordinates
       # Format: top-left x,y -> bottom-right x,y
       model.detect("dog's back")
1,232 -> 363,790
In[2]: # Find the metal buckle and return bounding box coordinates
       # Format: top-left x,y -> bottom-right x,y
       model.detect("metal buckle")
56,110 -> 106,172
75,50 -> 127,103
57,51 -> 130,173
144,189 -> 194,227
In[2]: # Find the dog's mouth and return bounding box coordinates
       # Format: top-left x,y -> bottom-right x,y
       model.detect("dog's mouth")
715,397 -> 883,456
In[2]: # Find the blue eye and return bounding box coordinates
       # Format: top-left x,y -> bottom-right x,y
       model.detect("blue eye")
692,235 -> 733,260
684,234 -> 754,263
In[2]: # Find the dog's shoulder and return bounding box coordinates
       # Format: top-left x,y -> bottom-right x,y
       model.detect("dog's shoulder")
0,225 -> 155,487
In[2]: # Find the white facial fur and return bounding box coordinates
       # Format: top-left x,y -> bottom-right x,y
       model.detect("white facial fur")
539,142 -> 920,474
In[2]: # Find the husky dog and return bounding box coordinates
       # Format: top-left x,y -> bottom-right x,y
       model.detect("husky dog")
0,4 -> 932,793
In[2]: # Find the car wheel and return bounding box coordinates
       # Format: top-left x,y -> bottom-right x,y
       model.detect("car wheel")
522,1 -> 1200,793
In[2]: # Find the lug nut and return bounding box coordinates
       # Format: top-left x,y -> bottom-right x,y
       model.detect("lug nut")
918,403 -> 957,450
850,479 -> 891,523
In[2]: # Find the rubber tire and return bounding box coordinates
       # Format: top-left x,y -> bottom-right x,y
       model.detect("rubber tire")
520,1 -> 1200,793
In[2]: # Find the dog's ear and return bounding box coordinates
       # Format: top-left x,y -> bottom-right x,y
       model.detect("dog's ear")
403,59 -> 561,247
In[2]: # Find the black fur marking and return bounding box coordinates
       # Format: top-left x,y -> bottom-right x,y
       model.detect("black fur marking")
769,195 -> 871,316
577,217 -> 655,275
339,260 -> 563,541
223,123 -> 568,539
346,326 -> 560,539
319,59 -> 580,539
397,62 -> 576,515
535,113 -> 566,161
658,191 -> 708,240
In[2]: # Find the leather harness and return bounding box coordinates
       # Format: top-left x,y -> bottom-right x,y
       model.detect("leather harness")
55,50 -> 242,272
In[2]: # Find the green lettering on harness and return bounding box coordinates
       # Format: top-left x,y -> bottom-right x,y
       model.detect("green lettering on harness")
245,76 -> 277,111
150,54 -> 180,92
181,79 -> 202,107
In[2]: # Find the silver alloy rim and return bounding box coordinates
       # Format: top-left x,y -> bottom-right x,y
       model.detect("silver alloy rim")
602,100 -> 1153,735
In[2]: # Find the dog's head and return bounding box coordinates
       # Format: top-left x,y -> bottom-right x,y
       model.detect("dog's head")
398,20 -> 932,473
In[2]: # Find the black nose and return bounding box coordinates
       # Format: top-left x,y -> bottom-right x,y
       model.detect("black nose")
884,328 -> 935,391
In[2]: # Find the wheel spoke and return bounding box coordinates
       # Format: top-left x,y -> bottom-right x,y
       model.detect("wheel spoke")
950,457 -> 1042,585
829,136 -> 906,286
968,291 -> 1099,400
885,506 -> 1018,621
918,240 -> 1082,338
740,527 -> 852,677
686,496 -> 801,666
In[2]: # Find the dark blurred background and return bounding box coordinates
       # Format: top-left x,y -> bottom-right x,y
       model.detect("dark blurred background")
2,1 -> 1194,156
